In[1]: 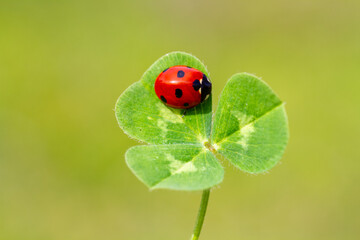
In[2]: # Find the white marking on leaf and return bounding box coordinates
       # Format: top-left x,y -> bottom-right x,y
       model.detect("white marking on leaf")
237,123 -> 255,149
174,161 -> 197,174
217,111 -> 255,149
232,110 -> 254,127
166,153 -> 183,174
165,153 -> 198,175
157,103 -> 183,123
157,119 -> 168,139
231,110 -> 255,148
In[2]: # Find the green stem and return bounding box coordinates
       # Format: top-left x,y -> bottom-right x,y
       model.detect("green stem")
191,189 -> 211,240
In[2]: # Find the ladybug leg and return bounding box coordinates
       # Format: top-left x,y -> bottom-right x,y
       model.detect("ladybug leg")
182,110 -> 187,118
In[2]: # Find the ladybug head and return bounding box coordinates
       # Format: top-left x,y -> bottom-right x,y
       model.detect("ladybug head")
201,74 -> 212,102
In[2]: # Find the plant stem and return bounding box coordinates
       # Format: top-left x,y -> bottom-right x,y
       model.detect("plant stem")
191,189 -> 211,240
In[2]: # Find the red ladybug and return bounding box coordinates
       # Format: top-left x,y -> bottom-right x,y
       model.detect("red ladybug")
154,65 -> 211,109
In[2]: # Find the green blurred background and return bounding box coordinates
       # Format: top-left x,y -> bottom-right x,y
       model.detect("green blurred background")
1,0 -> 359,239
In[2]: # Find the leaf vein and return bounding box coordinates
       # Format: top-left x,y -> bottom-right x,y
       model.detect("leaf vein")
216,103 -> 284,145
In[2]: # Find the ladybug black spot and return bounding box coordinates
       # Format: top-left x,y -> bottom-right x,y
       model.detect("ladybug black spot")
177,70 -> 185,78
160,95 -> 167,103
186,66 -> 192,69
192,79 -> 201,91
175,89 -> 183,98
184,103 -> 189,107
163,68 -> 169,73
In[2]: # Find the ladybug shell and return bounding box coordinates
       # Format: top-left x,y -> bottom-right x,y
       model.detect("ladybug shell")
154,65 -> 211,109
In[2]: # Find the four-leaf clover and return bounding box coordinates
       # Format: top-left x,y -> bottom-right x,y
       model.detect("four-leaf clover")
115,52 -> 289,191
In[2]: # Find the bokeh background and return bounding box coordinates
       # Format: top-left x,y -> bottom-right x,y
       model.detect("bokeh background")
1,0 -> 360,239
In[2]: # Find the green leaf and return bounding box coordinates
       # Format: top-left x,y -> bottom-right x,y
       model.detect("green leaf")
125,144 -> 224,191
211,73 -> 289,173
115,52 -> 212,144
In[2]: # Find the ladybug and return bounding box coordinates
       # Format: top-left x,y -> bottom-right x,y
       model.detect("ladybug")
154,65 -> 211,109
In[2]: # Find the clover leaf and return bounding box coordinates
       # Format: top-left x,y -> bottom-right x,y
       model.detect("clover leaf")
115,52 -> 289,191
211,73 -> 289,173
